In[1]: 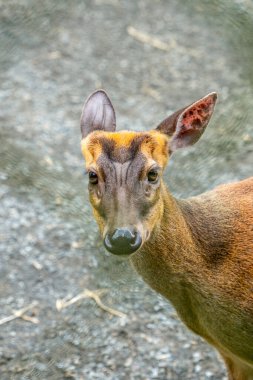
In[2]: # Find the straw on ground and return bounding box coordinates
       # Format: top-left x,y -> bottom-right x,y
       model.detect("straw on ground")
0,301 -> 39,325
56,288 -> 126,318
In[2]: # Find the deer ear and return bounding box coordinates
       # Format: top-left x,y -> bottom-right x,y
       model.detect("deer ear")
156,92 -> 217,152
80,90 -> 116,139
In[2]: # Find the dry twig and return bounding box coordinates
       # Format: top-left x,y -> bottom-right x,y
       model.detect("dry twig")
0,301 -> 39,326
127,26 -> 176,51
56,289 -> 126,318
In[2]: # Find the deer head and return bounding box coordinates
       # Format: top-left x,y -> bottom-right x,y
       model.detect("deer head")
80,90 -> 217,256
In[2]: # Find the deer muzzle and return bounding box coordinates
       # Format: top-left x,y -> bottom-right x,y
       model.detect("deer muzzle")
104,227 -> 142,256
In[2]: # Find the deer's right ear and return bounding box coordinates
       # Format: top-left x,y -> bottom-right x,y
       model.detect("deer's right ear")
80,90 -> 116,139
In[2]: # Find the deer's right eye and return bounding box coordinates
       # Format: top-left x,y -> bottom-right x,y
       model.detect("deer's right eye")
89,171 -> 98,185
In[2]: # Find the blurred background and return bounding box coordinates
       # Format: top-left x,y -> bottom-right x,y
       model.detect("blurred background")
0,0 -> 252,379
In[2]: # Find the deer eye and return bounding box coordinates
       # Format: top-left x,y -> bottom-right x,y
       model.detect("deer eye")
89,171 -> 98,185
147,170 -> 158,183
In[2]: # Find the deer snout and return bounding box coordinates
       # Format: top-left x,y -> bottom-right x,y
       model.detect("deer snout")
104,227 -> 142,256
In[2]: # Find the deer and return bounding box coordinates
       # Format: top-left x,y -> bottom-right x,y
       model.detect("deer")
80,89 -> 253,380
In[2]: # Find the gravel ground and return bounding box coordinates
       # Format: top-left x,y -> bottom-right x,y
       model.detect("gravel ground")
0,0 -> 253,379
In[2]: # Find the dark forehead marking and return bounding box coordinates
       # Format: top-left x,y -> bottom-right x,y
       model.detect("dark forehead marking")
98,137 -> 115,156
98,134 -> 154,163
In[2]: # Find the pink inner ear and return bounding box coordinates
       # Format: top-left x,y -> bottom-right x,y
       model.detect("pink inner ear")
170,92 -> 217,151
181,95 -> 215,133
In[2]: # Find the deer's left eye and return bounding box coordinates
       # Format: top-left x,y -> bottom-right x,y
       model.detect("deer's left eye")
89,171 -> 98,185
147,170 -> 158,183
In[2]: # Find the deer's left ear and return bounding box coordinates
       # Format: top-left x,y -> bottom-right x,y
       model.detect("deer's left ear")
80,90 -> 116,139
156,92 -> 217,152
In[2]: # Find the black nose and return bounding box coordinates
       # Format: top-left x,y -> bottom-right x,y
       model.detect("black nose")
104,228 -> 142,255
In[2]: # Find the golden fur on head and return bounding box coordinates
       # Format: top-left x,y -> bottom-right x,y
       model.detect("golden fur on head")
81,130 -> 170,169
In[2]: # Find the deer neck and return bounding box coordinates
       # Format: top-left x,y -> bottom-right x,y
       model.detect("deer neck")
131,183 -> 198,288
130,182 -> 209,330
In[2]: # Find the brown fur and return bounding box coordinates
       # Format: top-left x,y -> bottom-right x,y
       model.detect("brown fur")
80,90 -> 253,380
82,131 -> 253,379
132,178 -> 253,380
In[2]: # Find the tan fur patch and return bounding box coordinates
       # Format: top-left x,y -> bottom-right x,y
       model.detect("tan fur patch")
140,130 -> 169,167
81,130 -> 169,168
81,134 -> 102,167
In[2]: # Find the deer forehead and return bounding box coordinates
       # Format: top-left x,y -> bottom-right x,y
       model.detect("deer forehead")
81,130 -> 169,168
